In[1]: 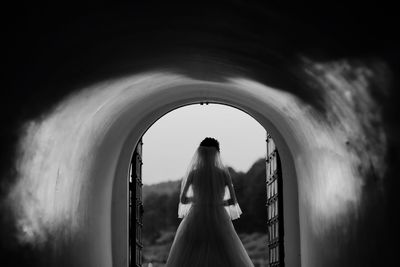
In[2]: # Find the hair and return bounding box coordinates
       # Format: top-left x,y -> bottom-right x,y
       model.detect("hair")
199,137 -> 220,152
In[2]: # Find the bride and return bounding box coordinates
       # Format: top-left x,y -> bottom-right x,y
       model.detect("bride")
166,137 -> 254,267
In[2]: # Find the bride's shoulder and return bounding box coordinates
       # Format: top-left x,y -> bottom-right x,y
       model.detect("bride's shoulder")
217,168 -> 229,181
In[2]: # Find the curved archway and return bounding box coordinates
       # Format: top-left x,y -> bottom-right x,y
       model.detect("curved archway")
110,80 -> 301,267
10,70 -> 376,267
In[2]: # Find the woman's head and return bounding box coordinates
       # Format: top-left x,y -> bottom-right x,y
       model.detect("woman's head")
199,137 -> 220,152
195,137 -> 220,168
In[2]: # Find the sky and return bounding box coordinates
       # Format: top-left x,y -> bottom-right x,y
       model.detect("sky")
142,104 -> 266,185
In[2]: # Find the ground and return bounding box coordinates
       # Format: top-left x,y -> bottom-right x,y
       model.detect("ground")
142,230 -> 268,267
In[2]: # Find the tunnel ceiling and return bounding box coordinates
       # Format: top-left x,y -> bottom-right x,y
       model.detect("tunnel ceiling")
3,1 -> 399,127
3,1 -> 398,175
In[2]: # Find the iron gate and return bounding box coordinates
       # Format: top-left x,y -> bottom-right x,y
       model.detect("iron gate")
266,132 -> 284,266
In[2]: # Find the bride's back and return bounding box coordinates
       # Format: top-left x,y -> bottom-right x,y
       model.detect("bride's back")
191,165 -> 226,205
168,137 -> 253,267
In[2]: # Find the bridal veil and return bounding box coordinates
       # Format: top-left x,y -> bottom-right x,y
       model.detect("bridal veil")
177,146 -> 242,220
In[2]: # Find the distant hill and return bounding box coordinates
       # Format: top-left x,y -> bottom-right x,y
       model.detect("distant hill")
143,180 -> 180,199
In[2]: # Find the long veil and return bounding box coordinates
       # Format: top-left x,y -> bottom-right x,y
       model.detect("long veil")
178,146 -> 242,220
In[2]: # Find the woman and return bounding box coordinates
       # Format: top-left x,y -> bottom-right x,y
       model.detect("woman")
166,137 -> 254,267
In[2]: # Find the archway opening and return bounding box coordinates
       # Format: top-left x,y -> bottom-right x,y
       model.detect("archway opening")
117,93 -> 300,267
137,104 -> 271,266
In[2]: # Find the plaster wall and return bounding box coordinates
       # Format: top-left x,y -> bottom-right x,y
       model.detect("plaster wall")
8,67 -> 388,267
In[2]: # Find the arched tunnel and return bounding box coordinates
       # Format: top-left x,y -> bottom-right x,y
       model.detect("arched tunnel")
1,2 -> 399,267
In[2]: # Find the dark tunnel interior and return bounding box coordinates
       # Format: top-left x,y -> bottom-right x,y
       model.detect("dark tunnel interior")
1,1 -> 400,266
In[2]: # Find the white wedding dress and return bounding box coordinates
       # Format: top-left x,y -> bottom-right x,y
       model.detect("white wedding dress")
166,147 -> 254,267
